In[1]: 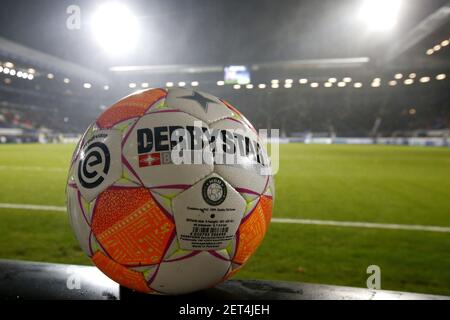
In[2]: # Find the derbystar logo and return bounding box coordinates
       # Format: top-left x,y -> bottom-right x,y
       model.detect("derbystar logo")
136,125 -> 268,168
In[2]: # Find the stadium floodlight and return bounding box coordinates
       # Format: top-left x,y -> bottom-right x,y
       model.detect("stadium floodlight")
47,73 -> 54,79
27,68 -> 35,74
433,45 -> 441,51
284,83 -> 292,88
442,40 -> 449,47
83,82 -> 92,89
27,74 -> 34,80
337,81 -> 346,87
191,81 -> 199,87
343,77 -> 352,83
129,83 -> 137,88
388,80 -> 397,86
299,78 -> 308,84
103,85 -> 110,90
0,66 -> 3,73
64,78 -> 70,84
354,82 -> 363,88
258,84 -> 266,89
310,82 -> 319,88
4,62 -> 14,68
3,67 -> 10,74
371,81 -> 380,87
246,84 -> 254,89
9,69 -> 16,76
426,49 -> 434,55
217,80 -> 225,86
324,82 -> 332,88
394,73 -> 403,80
436,74 -> 446,80
91,2 -> 140,55
419,77 -> 430,83
409,73 -> 416,79
22,72 -> 28,79
17,71 -> 22,78
285,79 -> 293,84
271,79 -> 279,84
404,79 -> 414,85
233,84 -> 241,89
166,82 -> 174,87
141,82 -> 149,88
358,0 -> 402,31
328,77 -> 337,83
178,81 -> 186,87
271,83 -> 279,89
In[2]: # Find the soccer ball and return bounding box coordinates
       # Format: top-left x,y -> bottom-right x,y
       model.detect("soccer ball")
66,88 -> 274,295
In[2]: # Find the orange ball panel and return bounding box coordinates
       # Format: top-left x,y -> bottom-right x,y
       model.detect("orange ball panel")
92,187 -> 174,266
92,251 -> 152,293
96,88 -> 167,128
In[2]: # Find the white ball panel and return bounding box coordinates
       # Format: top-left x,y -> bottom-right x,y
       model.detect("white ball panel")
151,251 -> 230,294
165,88 -> 234,124
66,185 -> 92,257
74,129 -> 123,202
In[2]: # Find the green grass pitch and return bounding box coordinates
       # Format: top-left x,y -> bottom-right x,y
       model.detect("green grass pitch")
0,143 -> 449,296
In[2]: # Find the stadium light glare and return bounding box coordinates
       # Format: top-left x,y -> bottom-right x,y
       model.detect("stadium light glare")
4,62 -> 14,68
17,71 -> 22,78
191,81 -> 199,87
436,74 -> 446,80
47,73 -> 54,79
324,82 -> 333,88
22,72 -> 28,79
310,82 -> 319,88
371,82 -> 380,88
178,81 -> 186,87
404,79 -> 414,85
129,82 -> 136,88
91,2 -> 140,56
83,82 -> 92,89
0,66 -> 3,73
64,78 -> 70,84
271,83 -> 279,89
442,40 -> 449,47
433,45 -> 441,51
394,73 -> 403,80
419,77 -> 430,83
141,82 -> 149,88
258,84 -> 266,89
271,79 -> 279,84
103,85 -> 110,90
217,80 -> 225,86
166,82 -> 174,88
358,0 -> 402,31
246,84 -> 254,89
337,81 -> 346,87
409,73 -> 416,79
426,49 -> 434,55
27,74 -> 34,80
299,78 -> 308,84
3,67 -> 10,74
343,77 -> 352,83
283,83 -> 292,88
27,68 -> 35,74
354,82 -> 363,88
9,69 -> 16,76
285,79 -> 293,84
233,84 -> 241,89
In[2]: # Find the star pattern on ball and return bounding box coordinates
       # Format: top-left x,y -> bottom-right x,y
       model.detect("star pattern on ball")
179,91 -> 216,113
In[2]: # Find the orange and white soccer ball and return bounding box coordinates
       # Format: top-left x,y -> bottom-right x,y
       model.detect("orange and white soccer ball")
66,88 -> 274,295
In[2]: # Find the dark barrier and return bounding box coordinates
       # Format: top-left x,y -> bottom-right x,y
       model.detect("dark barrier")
0,259 -> 448,300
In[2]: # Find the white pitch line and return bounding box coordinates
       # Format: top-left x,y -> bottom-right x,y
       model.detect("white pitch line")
0,165 -> 66,172
271,218 -> 450,233
0,202 -> 448,233
0,203 -> 66,212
